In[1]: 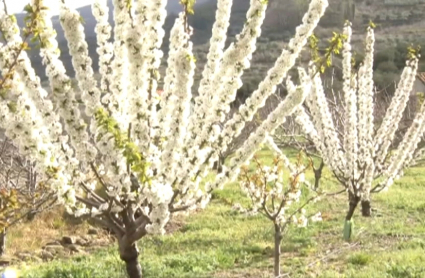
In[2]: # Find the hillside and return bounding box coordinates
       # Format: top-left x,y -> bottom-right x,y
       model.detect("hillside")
14,0 -> 210,81
328,0 -> 425,44
11,0 -> 425,84
189,0 -> 425,46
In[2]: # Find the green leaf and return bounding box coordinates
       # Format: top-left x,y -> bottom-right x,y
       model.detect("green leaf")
180,0 -> 197,14
23,4 -> 33,13
79,16 -> 85,25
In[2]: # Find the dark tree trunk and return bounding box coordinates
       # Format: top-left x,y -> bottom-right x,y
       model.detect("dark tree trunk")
312,160 -> 325,190
120,243 -> 142,278
213,155 -> 225,172
0,228 -> 6,256
343,192 -> 360,240
273,224 -> 282,278
345,191 -> 360,221
361,199 -> 372,217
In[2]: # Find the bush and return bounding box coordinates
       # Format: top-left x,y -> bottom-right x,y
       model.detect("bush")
376,61 -> 399,73
374,70 -> 399,91
374,48 -> 396,66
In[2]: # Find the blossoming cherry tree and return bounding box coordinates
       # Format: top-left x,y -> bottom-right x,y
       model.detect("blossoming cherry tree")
293,22 -> 422,238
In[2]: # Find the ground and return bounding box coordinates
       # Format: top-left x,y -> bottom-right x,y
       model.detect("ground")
3,149 -> 425,278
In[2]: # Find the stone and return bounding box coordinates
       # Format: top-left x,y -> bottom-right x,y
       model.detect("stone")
62,236 -> 76,245
88,228 -> 98,235
0,256 -> 15,266
43,245 -> 64,254
45,240 -> 62,246
75,238 -> 89,246
65,244 -> 81,253
40,250 -> 54,261
91,238 -> 110,246
16,252 -> 32,261
30,256 -> 43,263
81,235 -> 91,241
55,248 -> 69,257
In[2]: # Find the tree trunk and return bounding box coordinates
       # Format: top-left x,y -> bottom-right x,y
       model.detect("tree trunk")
0,228 -> 6,256
120,243 -> 142,278
345,191 -> 360,221
213,155 -> 225,172
343,191 -> 360,240
273,224 -> 282,278
361,199 -> 372,217
312,160 -> 325,190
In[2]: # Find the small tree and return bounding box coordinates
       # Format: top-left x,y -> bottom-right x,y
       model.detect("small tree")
293,22 -> 423,239
0,0 -> 328,276
238,137 -> 322,278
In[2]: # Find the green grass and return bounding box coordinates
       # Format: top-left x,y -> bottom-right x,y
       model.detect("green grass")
17,149 -> 425,278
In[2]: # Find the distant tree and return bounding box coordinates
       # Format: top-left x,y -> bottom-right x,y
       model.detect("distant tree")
294,22 -> 424,240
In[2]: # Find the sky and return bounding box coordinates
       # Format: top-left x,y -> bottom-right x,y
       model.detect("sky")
5,0 -> 95,14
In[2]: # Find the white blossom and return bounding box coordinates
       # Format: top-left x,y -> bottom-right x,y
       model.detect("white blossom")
311,212 -> 323,222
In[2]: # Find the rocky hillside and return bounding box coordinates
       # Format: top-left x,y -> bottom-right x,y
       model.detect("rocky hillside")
13,0 -> 210,81
240,0 -> 425,45
11,0 -> 425,82
339,0 -> 425,44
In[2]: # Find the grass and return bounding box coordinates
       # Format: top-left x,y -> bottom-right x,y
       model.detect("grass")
5,207 -> 92,255
8,148 -> 425,277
